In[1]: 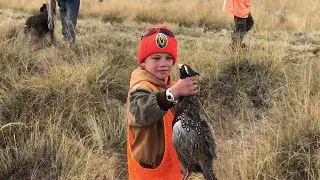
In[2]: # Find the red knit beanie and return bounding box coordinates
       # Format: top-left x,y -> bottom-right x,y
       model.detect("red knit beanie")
138,25 -> 178,64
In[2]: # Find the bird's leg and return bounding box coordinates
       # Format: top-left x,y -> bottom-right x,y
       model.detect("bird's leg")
181,165 -> 189,180
182,168 -> 189,180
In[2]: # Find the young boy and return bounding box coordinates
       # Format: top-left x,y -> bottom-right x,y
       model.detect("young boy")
126,25 -> 199,179
223,0 -> 254,48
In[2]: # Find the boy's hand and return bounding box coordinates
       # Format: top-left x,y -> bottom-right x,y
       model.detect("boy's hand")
170,77 -> 198,99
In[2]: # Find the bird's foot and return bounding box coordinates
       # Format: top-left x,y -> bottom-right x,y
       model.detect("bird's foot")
182,168 -> 189,180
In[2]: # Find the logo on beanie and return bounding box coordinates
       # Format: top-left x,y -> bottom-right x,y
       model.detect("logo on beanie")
156,33 -> 168,48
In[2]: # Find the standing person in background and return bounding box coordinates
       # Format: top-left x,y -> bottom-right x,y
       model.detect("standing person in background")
223,0 -> 254,48
47,0 -> 103,42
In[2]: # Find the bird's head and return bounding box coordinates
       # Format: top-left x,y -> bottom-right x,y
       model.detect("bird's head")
178,64 -> 199,79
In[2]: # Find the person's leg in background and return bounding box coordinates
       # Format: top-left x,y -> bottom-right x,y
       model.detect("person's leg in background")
65,0 -> 80,41
231,15 -> 247,48
246,13 -> 254,33
57,0 -> 80,42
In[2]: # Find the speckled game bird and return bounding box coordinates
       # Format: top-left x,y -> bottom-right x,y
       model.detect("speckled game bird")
172,64 -> 217,180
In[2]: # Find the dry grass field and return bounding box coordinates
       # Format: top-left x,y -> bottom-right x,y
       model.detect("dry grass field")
0,0 -> 319,179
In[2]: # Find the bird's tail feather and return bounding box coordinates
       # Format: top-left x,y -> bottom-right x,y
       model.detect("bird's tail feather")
201,160 -> 217,180
203,169 -> 217,180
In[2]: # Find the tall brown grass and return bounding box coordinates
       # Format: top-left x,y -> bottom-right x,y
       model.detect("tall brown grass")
1,0 -> 320,31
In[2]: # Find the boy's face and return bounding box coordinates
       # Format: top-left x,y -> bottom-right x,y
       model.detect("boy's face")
142,53 -> 174,80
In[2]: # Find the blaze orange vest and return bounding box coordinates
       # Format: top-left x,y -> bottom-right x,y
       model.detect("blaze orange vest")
223,0 -> 251,18
127,80 -> 182,180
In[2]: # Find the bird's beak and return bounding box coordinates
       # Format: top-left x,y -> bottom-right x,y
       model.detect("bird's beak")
178,64 -> 183,69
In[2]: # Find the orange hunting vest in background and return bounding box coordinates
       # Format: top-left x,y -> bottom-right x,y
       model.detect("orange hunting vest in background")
127,81 -> 182,180
223,0 -> 251,18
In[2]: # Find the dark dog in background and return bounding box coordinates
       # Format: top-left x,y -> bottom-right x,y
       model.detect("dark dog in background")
24,4 -> 54,42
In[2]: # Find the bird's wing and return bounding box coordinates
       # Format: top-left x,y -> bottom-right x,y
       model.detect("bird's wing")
200,120 -> 217,159
173,120 -> 191,167
173,119 -> 200,168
